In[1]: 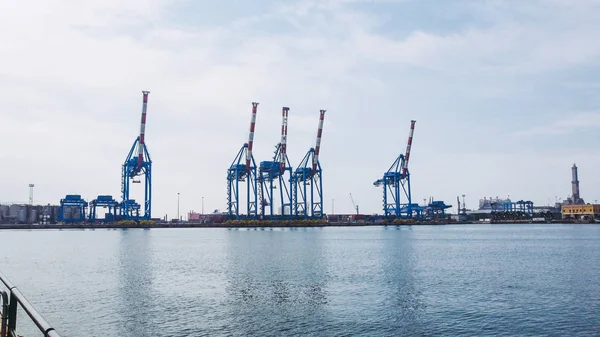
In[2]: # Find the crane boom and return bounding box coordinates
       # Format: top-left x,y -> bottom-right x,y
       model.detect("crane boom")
245,102 -> 259,171
137,91 -> 150,168
401,120 -> 416,176
279,107 -> 290,172
312,110 -> 326,173
349,193 -> 359,215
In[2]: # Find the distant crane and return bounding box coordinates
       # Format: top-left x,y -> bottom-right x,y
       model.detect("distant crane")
373,120 -> 416,218
258,107 -> 293,218
293,110 -> 326,219
227,102 -> 260,219
121,91 -> 152,220
349,193 -> 359,215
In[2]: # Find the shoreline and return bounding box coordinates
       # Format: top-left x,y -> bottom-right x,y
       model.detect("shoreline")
0,220 -> 583,230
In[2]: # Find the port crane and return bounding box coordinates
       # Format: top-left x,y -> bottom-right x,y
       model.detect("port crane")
227,102 -> 260,219
121,91 -> 152,220
258,107 -> 293,218
349,193 -> 359,215
373,120 -> 416,218
89,195 -> 119,222
293,110 -> 326,219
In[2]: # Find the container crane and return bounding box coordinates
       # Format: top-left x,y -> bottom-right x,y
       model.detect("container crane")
58,195 -> 88,223
293,110 -> 326,219
89,195 -> 119,222
373,120 -> 416,218
258,107 -> 293,218
227,102 -> 260,219
121,91 -> 152,220
349,193 -> 359,215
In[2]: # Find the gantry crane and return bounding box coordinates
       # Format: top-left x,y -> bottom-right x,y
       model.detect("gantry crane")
349,193 -> 359,215
258,107 -> 293,218
373,120 -> 416,218
89,195 -> 119,222
121,91 -> 152,220
227,103 -> 260,219
293,110 -> 326,219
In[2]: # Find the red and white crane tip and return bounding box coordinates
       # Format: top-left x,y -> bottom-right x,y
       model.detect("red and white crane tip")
245,102 -> 259,171
137,90 -> 150,167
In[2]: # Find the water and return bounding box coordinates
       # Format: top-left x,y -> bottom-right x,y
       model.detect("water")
1,224 -> 599,336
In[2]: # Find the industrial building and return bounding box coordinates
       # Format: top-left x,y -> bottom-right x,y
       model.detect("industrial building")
0,204 -> 60,225
561,204 -> 600,220
558,163 -> 600,220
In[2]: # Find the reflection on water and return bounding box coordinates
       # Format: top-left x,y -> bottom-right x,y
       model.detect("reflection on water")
116,229 -> 155,336
379,227 -> 426,332
222,228 -> 329,336
0,225 -> 599,336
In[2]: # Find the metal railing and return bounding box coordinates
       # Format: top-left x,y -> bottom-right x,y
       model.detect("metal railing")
0,271 -> 61,337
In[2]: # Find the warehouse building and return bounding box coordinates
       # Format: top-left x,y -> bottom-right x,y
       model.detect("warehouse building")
561,204 -> 600,220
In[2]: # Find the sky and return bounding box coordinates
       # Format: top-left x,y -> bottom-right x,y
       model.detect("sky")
1,0 -> 599,218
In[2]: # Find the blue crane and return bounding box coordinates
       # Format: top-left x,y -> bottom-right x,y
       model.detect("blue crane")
293,110 -> 326,219
227,103 -> 259,219
58,195 -> 88,223
121,91 -> 152,220
373,120 -> 416,218
88,195 -> 119,222
258,107 -> 293,219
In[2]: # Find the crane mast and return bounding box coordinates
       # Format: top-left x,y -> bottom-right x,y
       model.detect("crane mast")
121,90 -> 153,220
246,102 -> 259,172
402,120 -> 416,177
258,106 -> 293,218
349,193 -> 359,215
227,102 -> 260,218
137,91 -> 150,168
279,107 -> 290,172
292,109 -> 326,219
312,110 -> 325,173
373,120 -> 416,218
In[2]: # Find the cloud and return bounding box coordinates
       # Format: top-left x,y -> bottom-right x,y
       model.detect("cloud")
509,112 -> 600,137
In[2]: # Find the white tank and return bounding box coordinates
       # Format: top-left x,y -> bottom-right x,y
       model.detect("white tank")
0,205 -> 9,217
9,205 -> 19,217
17,207 -> 28,224
29,209 -> 39,224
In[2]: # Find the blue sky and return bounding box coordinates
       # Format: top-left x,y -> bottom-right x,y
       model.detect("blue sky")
1,0 -> 599,217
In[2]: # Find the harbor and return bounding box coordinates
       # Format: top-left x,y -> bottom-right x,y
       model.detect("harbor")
1,93 -> 597,227
1,224 -> 599,336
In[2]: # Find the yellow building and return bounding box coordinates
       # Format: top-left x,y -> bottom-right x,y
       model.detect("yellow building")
561,204 -> 600,219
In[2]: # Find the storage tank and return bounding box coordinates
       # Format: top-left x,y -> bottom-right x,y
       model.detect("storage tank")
9,205 -> 19,217
42,206 -> 52,216
52,206 -> 61,222
0,205 -> 9,218
0,205 -> 10,219
17,206 -> 28,224
29,209 -> 39,224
